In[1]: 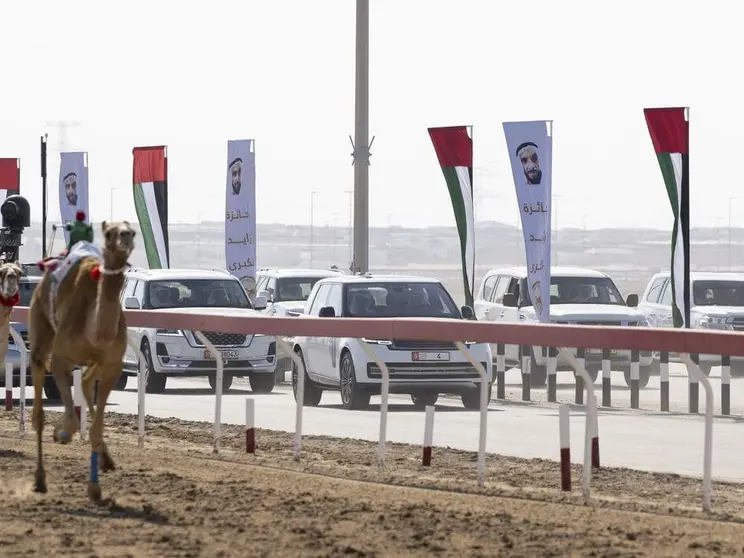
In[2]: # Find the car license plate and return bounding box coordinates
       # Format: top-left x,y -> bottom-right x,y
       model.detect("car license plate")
587,349 -> 617,356
411,351 -> 450,362
204,349 -> 239,360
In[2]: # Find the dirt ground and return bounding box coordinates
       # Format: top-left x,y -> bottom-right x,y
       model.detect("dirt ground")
2,411 -> 744,557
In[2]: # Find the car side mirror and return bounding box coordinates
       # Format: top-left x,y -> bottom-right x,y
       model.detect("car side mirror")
461,305 -> 474,320
626,294 -> 639,308
124,296 -> 141,310
318,306 -> 336,318
258,290 -> 271,302
253,295 -> 267,310
502,293 -> 518,308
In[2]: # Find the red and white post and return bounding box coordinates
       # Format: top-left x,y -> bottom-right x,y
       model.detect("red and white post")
245,398 -> 255,454
73,369 -> 87,441
589,395 -> 600,469
559,403 -> 571,491
4,362 -> 12,411
422,404 -> 435,466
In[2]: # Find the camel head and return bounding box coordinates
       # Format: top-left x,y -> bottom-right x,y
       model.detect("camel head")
101,220 -> 136,270
0,261 -> 23,302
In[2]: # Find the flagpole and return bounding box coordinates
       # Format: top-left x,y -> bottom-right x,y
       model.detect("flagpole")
40,134 -> 48,258
683,107 -> 691,328
469,124 -> 474,308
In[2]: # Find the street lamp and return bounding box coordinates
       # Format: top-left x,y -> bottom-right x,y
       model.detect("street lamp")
310,191 -> 318,268
109,187 -> 118,222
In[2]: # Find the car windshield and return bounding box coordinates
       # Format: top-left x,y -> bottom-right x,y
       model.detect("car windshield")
19,280 -> 39,306
344,282 -> 460,318
275,277 -> 325,302
693,280 -> 744,306
146,279 -> 251,309
519,275 -> 625,306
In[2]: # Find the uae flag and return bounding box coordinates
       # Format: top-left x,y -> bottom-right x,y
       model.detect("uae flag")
644,107 -> 690,328
132,146 -> 169,269
427,125 -> 475,308
0,158 -> 20,198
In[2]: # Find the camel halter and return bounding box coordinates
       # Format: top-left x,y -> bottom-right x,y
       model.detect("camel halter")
0,292 -> 19,307
90,263 -> 130,281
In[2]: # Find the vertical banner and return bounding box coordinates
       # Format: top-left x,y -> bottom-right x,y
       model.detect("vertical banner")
503,120 -> 553,323
132,145 -> 169,269
225,139 -> 257,297
427,126 -> 475,308
58,152 -> 89,244
0,158 -> 20,198
644,107 -> 690,328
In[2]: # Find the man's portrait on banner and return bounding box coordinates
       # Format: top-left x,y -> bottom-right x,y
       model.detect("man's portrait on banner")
63,172 -> 78,205
229,157 -> 243,196
515,142 -> 542,185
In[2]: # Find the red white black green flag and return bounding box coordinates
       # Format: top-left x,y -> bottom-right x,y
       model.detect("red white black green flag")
644,107 -> 690,328
427,126 -> 475,308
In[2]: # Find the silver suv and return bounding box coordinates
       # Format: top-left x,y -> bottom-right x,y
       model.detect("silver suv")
120,268 -> 277,394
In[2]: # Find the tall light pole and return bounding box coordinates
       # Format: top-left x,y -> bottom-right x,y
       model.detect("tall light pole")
109,187 -> 118,221
351,0 -> 371,274
344,189 -> 353,265
310,191 -> 317,268
729,197 -> 738,271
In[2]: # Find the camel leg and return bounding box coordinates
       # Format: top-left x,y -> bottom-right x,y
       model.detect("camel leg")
82,365 -> 115,472
30,344 -> 51,493
87,366 -> 118,502
49,356 -> 78,444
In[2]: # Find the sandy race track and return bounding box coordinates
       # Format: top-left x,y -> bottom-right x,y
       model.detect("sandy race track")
2,411 -> 744,557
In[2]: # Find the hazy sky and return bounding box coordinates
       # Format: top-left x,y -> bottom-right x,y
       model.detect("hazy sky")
1,0 -> 741,230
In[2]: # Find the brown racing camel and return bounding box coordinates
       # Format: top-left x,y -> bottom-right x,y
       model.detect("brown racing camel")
28,221 -> 135,501
0,261 -> 23,367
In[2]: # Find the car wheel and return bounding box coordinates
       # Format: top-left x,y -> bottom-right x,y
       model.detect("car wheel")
339,351 -> 370,410
249,373 -> 274,393
114,373 -> 128,391
410,391 -> 438,409
461,383 -> 492,410
209,373 -> 234,393
291,350 -> 322,406
578,367 -> 599,384
698,362 -> 712,377
528,352 -> 548,387
142,341 -> 166,394
623,366 -> 652,389
43,374 -> 61,401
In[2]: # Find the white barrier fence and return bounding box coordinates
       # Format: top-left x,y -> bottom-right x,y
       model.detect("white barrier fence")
5,305 -> 744,513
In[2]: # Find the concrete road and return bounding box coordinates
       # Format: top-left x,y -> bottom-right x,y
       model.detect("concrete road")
6,361 -> 742,484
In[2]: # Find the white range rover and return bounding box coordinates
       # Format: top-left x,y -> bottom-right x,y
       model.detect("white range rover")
120,268 -> 277,394
291,273 -> 493,410
637,270 -> 744,375
474,266 -> 654,388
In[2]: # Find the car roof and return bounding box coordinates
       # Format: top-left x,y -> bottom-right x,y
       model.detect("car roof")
257,268 -> 342,278
651,270 -> 744,282
483,266 -> 610,279
314,273 -> 442,285
126,268 -> 238,281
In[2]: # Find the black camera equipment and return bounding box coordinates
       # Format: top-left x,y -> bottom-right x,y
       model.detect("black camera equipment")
0,194 -> 30,263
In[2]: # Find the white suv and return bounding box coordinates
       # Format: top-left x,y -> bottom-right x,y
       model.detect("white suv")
255,268 -> 345,317
291,273 -> 493,410
120,268 -> 277,394
475,266 -> 654,388
637,271 -> 744,375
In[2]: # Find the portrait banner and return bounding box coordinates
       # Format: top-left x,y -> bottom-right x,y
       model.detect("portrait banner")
58,152 -> 90,244
0,158 -> 20,199
503,120 -> 553,323
225,139 -> 257,296
133,145 -> 169,269
644,107 -> 690,328
427,125 -> 475,308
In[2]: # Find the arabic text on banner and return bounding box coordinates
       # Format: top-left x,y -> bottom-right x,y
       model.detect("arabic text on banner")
503,121 -> 552,323
58,152 -> 90,245
225,139 -> 257,296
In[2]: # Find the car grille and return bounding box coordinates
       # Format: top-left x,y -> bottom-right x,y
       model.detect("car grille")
390,340 -> 458,351
571,320 -> 637,327
366,362 -> 484,380
193,332 -> 247,347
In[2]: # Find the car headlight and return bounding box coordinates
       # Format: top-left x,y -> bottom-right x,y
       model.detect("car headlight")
361,338 -> 392,345
699,315 -> 734,329
155,329 -> 182,336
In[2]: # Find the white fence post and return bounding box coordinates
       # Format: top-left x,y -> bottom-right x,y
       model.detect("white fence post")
9,326 -> 26,434
359,340 -> 390,470
679,352 -> 713,513
194,331 -> 223,455
4,362 -> 11,411
559,404 -> 570,491
275,337 -> 305,461
422,404 -> 434,466
126,335 -> 147,449
455,341 -> 489,488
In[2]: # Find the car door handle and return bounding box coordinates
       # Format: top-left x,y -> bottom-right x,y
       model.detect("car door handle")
499,311 -> 505,317
484,308 -> 490,315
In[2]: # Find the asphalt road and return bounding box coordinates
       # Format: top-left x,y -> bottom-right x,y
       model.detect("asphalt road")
7,362 -> 743,482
